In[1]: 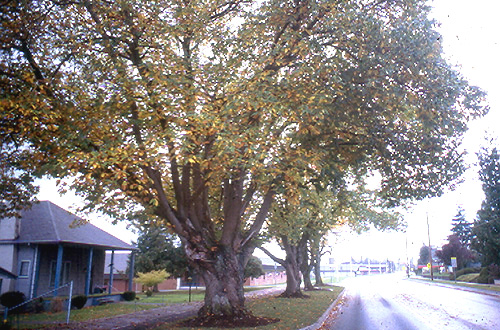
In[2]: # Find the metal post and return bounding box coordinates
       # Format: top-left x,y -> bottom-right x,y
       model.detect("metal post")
427,213 -> 434,281
66,281 -> 73,324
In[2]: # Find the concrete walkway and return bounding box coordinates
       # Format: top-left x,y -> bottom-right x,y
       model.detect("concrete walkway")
39,286 -> 285,330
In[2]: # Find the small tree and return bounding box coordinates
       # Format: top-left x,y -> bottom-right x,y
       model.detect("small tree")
451,207 -> 473,248
135,270 -> 169,296
243,256 -> 264,279
436,235 -> 475,270
418,245 -> 430,266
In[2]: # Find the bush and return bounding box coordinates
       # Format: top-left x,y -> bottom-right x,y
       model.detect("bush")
145,290 -> 153,297
476,267 -> 492,284
121,291 -> 136,301
456,273 -> 480,282
71,295 -> 87,309
0,291 -> 26,311
50,297 -> 64,313
26,297 -> 45,313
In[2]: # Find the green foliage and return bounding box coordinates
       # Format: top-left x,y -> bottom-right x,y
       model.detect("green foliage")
476,267 -> 491,284
451,207 -> 473,247
450,267 -> 481,280
0,291 -> 25,309
456,273 -> 479,282
133,226 -> 188,277
472,146 -> 500,266
436,235 -> 475,269
135,270 -> 169,293
71,295 -> 88,310
244,256 -> 264,279
121,291 -> 136,301
418,245 -> 430,265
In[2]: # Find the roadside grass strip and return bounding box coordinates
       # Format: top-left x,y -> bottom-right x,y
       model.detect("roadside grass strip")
161,286 -> 344,330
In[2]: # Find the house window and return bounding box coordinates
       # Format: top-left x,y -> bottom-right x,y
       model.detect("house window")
19,260 -> 31,278
49,261 -> 71,287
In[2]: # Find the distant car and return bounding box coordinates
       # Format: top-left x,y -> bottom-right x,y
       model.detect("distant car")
355,266 -> 369,276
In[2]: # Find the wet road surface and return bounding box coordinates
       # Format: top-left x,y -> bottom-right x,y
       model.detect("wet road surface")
324,273 -> 500,330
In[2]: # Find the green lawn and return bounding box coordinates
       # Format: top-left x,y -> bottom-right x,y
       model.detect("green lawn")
12,303 -> 160,329
158,286 -> 344,330
135,286 -> 272,304
8,286 -> 275,329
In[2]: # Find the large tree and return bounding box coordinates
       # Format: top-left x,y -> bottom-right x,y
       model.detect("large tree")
472,146 -> 500,266
0,0 -> 486,323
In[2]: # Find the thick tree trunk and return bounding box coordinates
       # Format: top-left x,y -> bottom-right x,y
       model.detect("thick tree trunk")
281,236 -> 307,297
298,231 -> 314,291
282,254 -> 303,297
302,266 -> 314,291
314,252 -> 324,286
195,246 -> 246,319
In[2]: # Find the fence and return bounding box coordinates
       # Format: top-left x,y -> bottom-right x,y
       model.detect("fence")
3,281 -> 73,327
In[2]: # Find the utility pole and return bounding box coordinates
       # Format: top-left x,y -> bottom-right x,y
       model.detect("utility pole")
427,212 -> 434,281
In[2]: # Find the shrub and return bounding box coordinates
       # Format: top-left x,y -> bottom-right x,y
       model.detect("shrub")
26,297 -> 45,313
449,267 -> 480,280
456,273 -> 480,282
121,291 -> 136,301
0,291 -> 26,311
71,295 -> 87,309
145,290 -> 153,297
50,297 -> 64,313
476,267 -> 491,284
488,264 -> 500,279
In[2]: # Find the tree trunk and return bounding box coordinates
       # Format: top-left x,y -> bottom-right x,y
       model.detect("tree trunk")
282,253 -> 303,297
314,251 -> 324,286
298,231 -> 314,291
281,236 -> 306,297
195,246 -> 246,319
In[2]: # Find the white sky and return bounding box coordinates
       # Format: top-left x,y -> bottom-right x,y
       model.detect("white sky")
36,0 -> 500,262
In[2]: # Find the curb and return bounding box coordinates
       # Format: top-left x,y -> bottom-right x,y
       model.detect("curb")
299,287 -> 346,330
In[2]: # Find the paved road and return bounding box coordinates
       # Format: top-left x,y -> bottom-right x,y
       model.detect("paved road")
323,274 -> 500,330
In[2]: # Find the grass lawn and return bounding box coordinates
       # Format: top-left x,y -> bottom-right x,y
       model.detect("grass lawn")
136,286 -> 272,304
12,303 -> 160,329
8,286 -> 275,329
157,286 -> 344,330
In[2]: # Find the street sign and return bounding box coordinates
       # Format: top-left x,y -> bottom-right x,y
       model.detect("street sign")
451,257 -> 457,268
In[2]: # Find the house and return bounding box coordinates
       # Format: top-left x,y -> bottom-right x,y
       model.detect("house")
0,201 -> 135,299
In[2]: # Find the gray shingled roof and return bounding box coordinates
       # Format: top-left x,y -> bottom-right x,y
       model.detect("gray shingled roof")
5,201 -> 134,250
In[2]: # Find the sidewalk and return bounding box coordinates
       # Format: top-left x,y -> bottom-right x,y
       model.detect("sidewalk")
38,286 -> 286,330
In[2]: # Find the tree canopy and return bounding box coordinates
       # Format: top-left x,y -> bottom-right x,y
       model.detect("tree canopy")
0,0 -> 487,322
